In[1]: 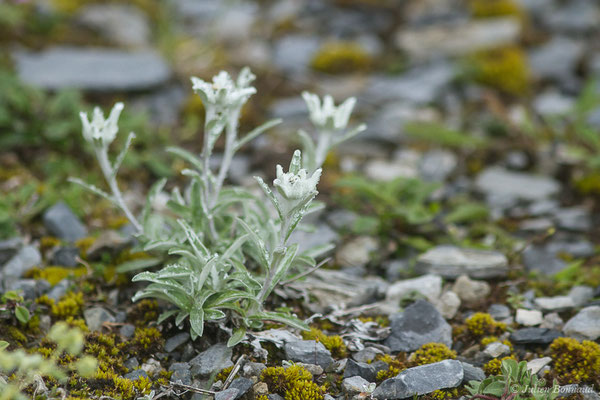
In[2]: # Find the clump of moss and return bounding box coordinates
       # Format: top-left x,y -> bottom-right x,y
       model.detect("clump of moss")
301,328 -> 347,358
126,327 -> 164,360
358,315 -> 390,327
128,299 -> 159,327
484,355 -> 517,375
311,41 -> 371,74
550,337 -> 600,385
51,292 -> 84,319
469,0 -> 522,18
468,46 -> 530,96
75,237 -> 96,256
26,266 -> 87,285
84,332 -> 124,374
260,364 -> 325,400
40,236 -> 61,251
466,312 -> 506,337
216,365 -> 234,382
409,343 -> 457,366
375,353 -> 407,382
427,388 -> 461,400
93,370 -> 151,399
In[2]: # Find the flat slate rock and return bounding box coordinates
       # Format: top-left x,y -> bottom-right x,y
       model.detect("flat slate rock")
43,202 -> 87,242
284,340 -> 333,369
510,328 -> 561,344
14,46 -> 171,91
2,245 -> 41,278
384,300 -> 452,352
416,245 -> 508,279
563,306 -> 600,341
373,360 -> 463,399
189,344 -> 233,379
475,167 -> 560,203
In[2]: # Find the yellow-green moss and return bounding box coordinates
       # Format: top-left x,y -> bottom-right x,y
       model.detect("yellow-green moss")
128,299 -> 158,327
127,327 -> 164,359
469,0 -> 522,18
550,337 -> 600,384
409,343 -> 457,366
301,328 -> 347,358
216,366 -> 234,382
311,41 -> 371,74
427,388 -> 461,400
26,266 -> 87,285
75,237 -> 96,256
466,312 -> 506,337
40,236 -> 61,251
375,353 -> 407,382
7,326 -> 27,344
484,355 -> 516,375
51,292 -> 84,319
260,364 -> 325,400
93,370 -> 151,399
468,46 -> 530,96
480,336 -> 514,351
358,315 -> 390,327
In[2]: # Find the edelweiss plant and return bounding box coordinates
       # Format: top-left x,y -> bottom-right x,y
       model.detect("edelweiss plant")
71,67 -> 364,344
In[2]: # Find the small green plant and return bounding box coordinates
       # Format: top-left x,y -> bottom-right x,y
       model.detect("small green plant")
0,322 -> 97,400
70,67 -> 364,343
0,291 -> 30,325
467,359 -> 559,400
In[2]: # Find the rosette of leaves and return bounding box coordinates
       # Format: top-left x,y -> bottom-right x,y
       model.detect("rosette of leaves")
466,359 -> 559,400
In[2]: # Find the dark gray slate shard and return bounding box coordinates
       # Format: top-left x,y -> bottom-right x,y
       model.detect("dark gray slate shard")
373,360 -> 464,399
51,246 -> 80,267
14,47 -> 171,91
189,344 -> 233,379
384,300 -> 452,352
228,377 -> 253,399
169,362 -> 192,385
43,202 -> 87,241
416,245 -> 508,279
0,237 -> 22,265
165,332 -> 190,352
344,359 -> 385,382
124,369 -> 148,380
510,328 -> 561,344
214,388 -> 240,400
461,362 -> 486,383
284,340 -> 334,369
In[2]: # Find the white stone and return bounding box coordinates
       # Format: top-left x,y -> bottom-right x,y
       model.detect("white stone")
534,296 -> 575,311
484,342 -> 511,358
435,291 -> 461,320
386,274 -> 443,304
527,357 -> 552,374
563,306 -> 600,340
515,309 -> 543,326
452,275 -> 491,303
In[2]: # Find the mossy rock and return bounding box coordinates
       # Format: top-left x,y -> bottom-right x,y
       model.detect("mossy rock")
311,41 -> 371,74
467,46 -> 530,96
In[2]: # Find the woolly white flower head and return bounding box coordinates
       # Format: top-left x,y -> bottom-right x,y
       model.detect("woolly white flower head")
79,102 -> 124,147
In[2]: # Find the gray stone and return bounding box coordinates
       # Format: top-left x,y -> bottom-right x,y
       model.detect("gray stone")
214,388 -> 240,400
419,149 -> 457,181
2,245 -> 41,278
384,300 -> 452,352
488,304 -> 511,320
527,357 -> 552,375
344,359 -> 379,382
169,362 -> 192,385
46,279 -> 70,301
416,245 -> 508,279
461,362 -> 485,383
343,376 -> 371,395
452,275 -> 491,303
0,237 -> 22,265
510,328 -> 561,344
541,312 -> 564,330
229,377 -> 253,399
242,362 -> 266,378
563,306 -> 600,340
76,4 -> 151,47
51,247 -> 80,267
365,102 -> 434,141
533,91 -> 574,116
484,342 -> 511,358
132,85 -> 186,126
568,286 -> 595,307
43,202 -> 87,241
124,357 -> 139,370
554,208 -> 592,232
124,369 -> 148,380
272,35 -> 319,73
365,62 -> 454,105
522,245 -> 567,276
352,347 -> 384,364
534,296 -> 575,311
11,279 -> 44,300
335,236 -> 378,268
373,360 -> 463,399
529,37 -> 584,82
84,307 -> 115,332
475,167 -> 560,203
297,363 -> 323,376
173,0 -> 219,21
189,344 -> 233,379
289,223 -> 339,255
386,274 -> 442,305
364,159 -> 418,181
165,332 -> 190,353
15,47 -> 171,91
284,340 -> 333,369
543,1 -> 599,34
395,19 -> 520,61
